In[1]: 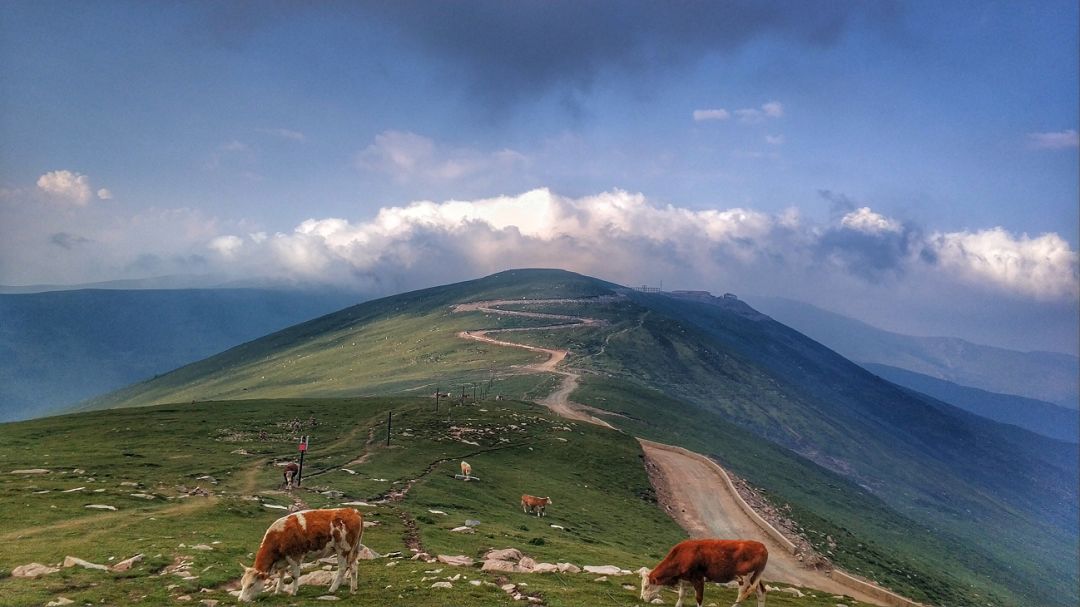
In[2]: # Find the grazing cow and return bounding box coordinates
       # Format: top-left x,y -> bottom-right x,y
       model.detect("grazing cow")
520,494 -> 553,517
460,461 -> 472,478
238,508 -> 363,602
283,462 -> 300,489
640,539 -> 768,607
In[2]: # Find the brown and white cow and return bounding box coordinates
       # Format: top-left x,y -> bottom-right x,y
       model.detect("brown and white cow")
520,494 -> 552,517
283,462 -> 300,489
238,508 -> 363,602
460,461 -> 472,478
640,539 -> 768,607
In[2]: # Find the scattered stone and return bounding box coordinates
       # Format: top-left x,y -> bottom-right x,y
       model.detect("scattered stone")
112,554 -> 145,572
73,469 -> 86,474
583,565 -> 623,576
315,595 -> 340,601
175,595 -> 192,601
199,600 -> 219,607
532,563 -> 559,573
556,563 -> 581,574
767,586 -> 805,597
340,468 -> 356,475
321,490 -> 344,498
593,576 -> 609,582
45,598 -> 74,606
518,556 -> 537,571
191,545 -> 213,551
298,570 -> 337,586
194,476 -> 218,484
450,525 -> 474,533
427,509 -> 447,515
430,581 -> 453,589
341,501 -> 372,507
230,449 -> 250,455
130,493 -> 156,500
85,504 -> 117,511
356,546 -> 381,560
470,580 -> 483,586
64,556 -> 110,571
481,559 -> 517,573
11,469 -> 50,474
437,555 -> 474,567
484,548 -> 523,562
362,520 -> 380,528
263,503 -> 288,510
62,486 -> 86,493
120,481 -> 140,487
12,563 -> 59,578
549,524 -> 565,530
32,490 -> 51,494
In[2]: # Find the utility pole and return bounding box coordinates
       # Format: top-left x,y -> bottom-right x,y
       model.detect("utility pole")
297,436 -> 309,486
435,387 -> 440,413
386,412 -> 392,446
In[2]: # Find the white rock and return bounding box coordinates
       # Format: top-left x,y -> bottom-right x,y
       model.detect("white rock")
431,581 -> 453,589
191,544 -> 213,551
549,524 -> 565,530
517,556 -> 537,571
593,576 -> 608,582
437,555 -> 474,567
532,563 -> 559,574
315,596 -> 340,601
556,562 -> 581,574
583,565 -> 623,576
483,548 -> 523,562
298,570 -> 337,586
85,504 -> 117,510
12,563 -> 59,578
62,487 -> 86,493
111,554 -> 145,572
481,559 -> 517,573
428,509 -> 447,515
46,599 -> 74,606
11,469 -> 50,474
63,556 -> 110,571
263,503 -> 288,510
450,525 -> 474,533
356,546 -> 381,560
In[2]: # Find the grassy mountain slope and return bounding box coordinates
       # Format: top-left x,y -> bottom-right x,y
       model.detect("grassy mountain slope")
7,397 -> 861,607
0,288 -> 362,421
863,362 -> 1079,443
746,296 -> 1079,409
80,270 -> 1078,606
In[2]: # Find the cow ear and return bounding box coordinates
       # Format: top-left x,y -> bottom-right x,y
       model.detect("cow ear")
238,561 -> 250,572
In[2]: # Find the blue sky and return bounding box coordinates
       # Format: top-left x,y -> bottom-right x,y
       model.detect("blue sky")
1,1 -> 1077,354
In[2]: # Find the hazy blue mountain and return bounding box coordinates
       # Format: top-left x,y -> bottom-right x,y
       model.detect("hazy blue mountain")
863,362 -> 1079,443
746,296 -> 1079,409
0,288 -> 364,421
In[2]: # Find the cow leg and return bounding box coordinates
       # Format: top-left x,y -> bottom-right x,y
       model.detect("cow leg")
755,578 -> 766,607
674,580 -> 687,607
288,558 -> 302,595
733,569 -> 763,605
329,551 -> 350,594
693,578 -> 705,607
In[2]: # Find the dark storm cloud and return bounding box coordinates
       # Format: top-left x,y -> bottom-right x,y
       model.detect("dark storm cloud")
362,1 -> 895,110
815,220 -> 923,282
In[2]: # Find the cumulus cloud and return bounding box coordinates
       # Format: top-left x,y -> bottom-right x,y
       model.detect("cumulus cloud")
693,109 -> 731,121
1027,129 -> 1079,150
356,131 -> 527,183
201,189 -> 1076,303
765,134 -> 785,146
96,188 -> 113,200
36,170 -> 94,205
928,229 -> 1078,300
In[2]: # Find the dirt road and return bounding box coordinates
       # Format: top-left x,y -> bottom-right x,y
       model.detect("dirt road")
640,440 -> 883,604
452,298 -> 901,606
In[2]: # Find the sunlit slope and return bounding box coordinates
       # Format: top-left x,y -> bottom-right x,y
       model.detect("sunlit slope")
80,270 -> 616,410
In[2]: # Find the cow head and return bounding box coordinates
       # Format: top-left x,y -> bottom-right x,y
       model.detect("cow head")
544,497 -> 552,504
238,562 -> 270,602
639,567 -> 662,602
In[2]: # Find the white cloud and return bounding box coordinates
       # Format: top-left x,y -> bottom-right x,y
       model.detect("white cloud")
36,170 -> 94,205
840,207 -> 902,234
355,131 -> 527,182
1027,129 -> 1079,150
96,188 -> 113,200
693,108 -> 731,121
735,101 -> 784,124
928,228 -> 1078,300
765,134 -> 785,146
220,140 -> 249,152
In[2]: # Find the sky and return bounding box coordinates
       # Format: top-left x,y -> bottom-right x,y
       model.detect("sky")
1,1 -> 1077,354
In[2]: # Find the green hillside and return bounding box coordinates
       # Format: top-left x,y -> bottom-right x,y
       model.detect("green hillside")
0,397 -> 859,607
77,269 -> 1078,606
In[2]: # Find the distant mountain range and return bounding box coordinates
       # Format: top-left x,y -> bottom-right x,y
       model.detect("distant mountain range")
81,269 -> 1078,606
0,288 -> 363,421
745,296 -> 1079,410
863,362 -> 1078,443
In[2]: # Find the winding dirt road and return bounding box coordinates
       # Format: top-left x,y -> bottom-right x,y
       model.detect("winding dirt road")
452,299 -> 899,606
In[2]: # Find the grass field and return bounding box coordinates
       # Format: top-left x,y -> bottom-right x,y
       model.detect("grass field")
0,397 -> 873,607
